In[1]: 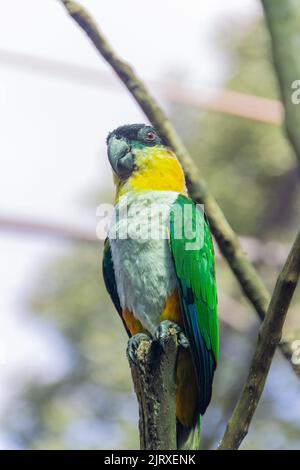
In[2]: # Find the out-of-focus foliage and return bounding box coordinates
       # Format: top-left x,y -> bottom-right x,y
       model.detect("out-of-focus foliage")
6,244 -> 139,449
3,19 -> 300,449
175,21 -> 300,238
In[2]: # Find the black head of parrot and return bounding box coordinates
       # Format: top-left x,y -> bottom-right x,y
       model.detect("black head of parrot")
106,123 -> 165,179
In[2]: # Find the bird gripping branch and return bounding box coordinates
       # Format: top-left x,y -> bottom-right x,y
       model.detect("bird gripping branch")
103,123 -> 219,449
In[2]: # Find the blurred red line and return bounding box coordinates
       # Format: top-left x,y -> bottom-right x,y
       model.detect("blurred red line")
0,49 -> 283,125
0,215 -> 289,267
0,215 -> 98,244
158,82 -> 283,125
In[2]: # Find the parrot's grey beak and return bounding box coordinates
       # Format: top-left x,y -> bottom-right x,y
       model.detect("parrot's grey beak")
107,136 -> 134,179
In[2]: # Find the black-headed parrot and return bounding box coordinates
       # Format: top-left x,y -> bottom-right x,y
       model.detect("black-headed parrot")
102,124 -> 219,449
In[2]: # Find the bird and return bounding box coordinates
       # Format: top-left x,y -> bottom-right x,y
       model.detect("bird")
102,123 -> 219,449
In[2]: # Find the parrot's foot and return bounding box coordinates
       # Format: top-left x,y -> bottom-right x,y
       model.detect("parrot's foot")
127,333 -> 151,364
154,320 -> 189,350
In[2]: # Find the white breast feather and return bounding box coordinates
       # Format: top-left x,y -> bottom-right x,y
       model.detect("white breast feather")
108,191 -> 178,335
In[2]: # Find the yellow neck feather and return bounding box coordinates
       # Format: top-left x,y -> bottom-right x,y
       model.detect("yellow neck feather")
114,146 -> 187,201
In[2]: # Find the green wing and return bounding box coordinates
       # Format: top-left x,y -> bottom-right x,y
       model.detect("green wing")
169,195 -> 219,415
102,238 -> 130,337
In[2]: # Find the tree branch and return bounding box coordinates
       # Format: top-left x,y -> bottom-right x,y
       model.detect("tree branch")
127,330 -> 178,450
218,230 -> 300,450
57,0 -> 299,376
261,0 -> 300,167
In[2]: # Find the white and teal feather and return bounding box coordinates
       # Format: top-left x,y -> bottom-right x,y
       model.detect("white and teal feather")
108,190 -> 178,335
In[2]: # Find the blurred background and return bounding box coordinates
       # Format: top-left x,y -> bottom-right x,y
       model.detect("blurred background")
0,0 -> 299,449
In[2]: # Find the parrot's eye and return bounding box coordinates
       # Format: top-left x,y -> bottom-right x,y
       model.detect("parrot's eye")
145,130 -> 156,141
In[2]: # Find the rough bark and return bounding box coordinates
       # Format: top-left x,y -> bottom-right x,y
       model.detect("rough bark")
127,330 -> 178,450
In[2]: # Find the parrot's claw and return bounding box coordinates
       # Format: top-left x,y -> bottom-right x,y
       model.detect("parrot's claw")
127,333 -> 151,364
154,320 -> 189,350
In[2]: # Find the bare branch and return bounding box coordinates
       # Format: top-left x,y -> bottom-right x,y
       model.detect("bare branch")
57,0 -> 299,376
261,0 -> 300,167
219,230 -> 300,450
127,331 -> 178,450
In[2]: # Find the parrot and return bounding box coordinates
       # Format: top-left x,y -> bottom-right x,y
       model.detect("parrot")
102,123 -> 219,449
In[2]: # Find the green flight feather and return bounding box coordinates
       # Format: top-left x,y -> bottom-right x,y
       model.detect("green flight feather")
169,195 -> 219,415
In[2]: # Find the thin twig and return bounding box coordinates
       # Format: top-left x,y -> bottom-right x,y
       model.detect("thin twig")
57,0 -> 299,376
218,230 -> 300,450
